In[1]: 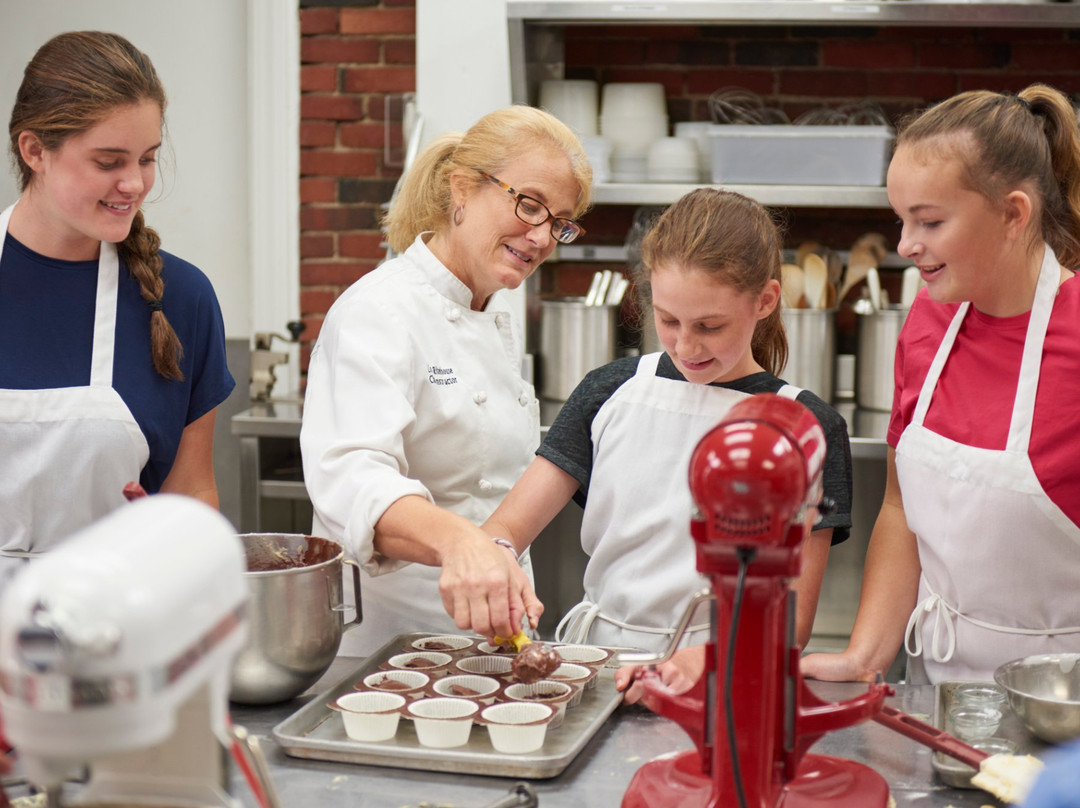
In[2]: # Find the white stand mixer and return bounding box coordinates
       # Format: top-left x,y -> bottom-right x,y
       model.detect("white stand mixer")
0,496 -> 251,807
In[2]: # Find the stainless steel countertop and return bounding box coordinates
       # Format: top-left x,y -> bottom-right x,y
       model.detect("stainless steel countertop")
226,656 -> 1018,807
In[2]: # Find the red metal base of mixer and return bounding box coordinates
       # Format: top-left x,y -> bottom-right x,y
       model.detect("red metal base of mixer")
621,750 -> 891,808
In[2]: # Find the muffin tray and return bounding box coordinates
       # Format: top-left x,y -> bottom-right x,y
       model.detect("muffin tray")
271,632 -> 626,778
930,680 -> 1044,789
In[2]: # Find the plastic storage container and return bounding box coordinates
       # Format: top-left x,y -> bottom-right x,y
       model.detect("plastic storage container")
709,125 -> 894,186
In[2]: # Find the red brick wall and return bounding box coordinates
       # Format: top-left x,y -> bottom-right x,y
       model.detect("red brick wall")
298,8 -> 1080,364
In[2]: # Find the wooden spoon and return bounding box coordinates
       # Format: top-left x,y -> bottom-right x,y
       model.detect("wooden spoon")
839,242 -> 878,303
802,253 -> 829,310
780,263 -> 805,308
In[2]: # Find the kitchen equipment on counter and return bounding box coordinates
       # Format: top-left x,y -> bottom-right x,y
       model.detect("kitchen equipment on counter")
995,653 -> 1080,744
538,297 -> 618,402
782,307 -> 836,402
856,303 -> 910,411
538,79 -> 598,137
621,394 -> 891,808
229,533 -> 362,705
250,320 -> 305,402
0,495 -> 271,808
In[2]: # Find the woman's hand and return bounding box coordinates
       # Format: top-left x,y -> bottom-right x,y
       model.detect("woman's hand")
438,534 -> 543,640
615,645 -> 706,705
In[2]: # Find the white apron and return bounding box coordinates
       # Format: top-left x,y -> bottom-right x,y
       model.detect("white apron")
898,244 -> 1080,684
0,203 -> 149,590
555,352 -> 801,653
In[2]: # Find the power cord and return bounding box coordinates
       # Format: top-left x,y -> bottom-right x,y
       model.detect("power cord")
726,546 -> 756,808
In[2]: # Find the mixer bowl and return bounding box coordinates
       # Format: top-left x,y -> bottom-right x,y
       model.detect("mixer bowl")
229,533 -> 361,705
994,653 -> 1080,743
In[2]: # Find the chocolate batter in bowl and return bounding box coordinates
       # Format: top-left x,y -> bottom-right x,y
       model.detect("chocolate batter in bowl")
229,534 -> 362,705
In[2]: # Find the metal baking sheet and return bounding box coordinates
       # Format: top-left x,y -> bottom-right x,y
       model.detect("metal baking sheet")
271,632 -> 626,779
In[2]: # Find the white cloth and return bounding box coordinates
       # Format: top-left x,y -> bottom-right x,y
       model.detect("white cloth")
554,351 -> 800,653
0,202 -> 148,589
301,234 -> 539,656
897,244 -> 1080,684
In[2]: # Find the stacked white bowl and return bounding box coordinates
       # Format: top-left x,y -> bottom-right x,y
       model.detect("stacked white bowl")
600,82 -> 668,182
673,121 -> 717,182
539,79 -> 599,137
647,137 -> 699,182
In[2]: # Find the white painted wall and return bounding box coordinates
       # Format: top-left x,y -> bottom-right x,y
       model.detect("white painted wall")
0,0 -> 273,340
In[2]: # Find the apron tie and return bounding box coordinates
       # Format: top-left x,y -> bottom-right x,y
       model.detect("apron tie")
555,598 -> 710,645
905,592 -> 957,664
906,584 -> 1080,665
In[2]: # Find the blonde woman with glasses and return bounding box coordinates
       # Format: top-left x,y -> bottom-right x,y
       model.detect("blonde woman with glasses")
302,105 -> 592,656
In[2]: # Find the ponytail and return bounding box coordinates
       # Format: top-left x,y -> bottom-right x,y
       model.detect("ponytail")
120,211 -> 184,381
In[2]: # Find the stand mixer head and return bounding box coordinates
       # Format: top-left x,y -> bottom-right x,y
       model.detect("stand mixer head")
0,496 -> 249,807
622,394 -> 890,808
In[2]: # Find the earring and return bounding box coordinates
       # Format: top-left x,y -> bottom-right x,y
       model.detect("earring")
453,204 -> 464,226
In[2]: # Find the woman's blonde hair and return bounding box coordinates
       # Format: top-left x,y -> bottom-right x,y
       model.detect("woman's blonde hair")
10,31 -> 183,380
383,105 -> 592,253
895,83 -> 1080,268
636,188 -> 787,376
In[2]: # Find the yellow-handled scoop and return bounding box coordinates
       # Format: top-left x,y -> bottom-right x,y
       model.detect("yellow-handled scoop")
494,632 -> 562,683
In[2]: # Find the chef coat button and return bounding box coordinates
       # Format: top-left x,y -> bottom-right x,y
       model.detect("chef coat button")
478,479 -> 493,492
445,306 -> 462,322
474,392 -> 488,404
495,313 -> 508,327
518,393 -> 531,406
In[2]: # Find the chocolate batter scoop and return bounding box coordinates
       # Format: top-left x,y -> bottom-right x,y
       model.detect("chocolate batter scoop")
496,631 -> 562,684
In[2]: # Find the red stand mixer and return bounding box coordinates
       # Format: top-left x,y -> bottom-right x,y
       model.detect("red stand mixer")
622,394 -> 891,808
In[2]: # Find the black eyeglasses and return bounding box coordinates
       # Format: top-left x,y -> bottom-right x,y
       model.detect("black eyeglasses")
478,171 -> 585,244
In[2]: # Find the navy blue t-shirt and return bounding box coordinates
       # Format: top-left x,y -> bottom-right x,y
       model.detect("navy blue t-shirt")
0,232 -> 235,492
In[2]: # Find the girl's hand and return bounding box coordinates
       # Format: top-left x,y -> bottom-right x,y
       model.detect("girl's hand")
800,650 -> 879,683
615,645 -> 706,704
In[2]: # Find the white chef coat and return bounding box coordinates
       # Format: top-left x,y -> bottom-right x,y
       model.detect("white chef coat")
0,203 -> 148,589
899,244 -> 1080,683
555,351 -> 802,653
301,234 -> 539,657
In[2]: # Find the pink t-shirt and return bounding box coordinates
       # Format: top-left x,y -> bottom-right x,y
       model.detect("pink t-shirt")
887,274 -> 1080,526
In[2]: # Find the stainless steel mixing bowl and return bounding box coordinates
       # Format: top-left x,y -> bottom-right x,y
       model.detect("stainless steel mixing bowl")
229,533 -> 362,705
994,653 -> 1080,744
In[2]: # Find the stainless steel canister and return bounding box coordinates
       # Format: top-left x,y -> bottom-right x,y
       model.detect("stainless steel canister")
856,305 -> 909,411
539,297 -> 618,401
230,533 -> 362,704
781,307 -> 836,403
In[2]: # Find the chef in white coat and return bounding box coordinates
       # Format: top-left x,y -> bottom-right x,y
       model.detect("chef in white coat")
301,106 -> 592,656
0,33 -> 233,591
802,84 -> 1080,686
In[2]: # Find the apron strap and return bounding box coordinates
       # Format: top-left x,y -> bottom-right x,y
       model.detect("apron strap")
777,384 -> 803,400
90,241 -> 120,388
555,598 -> 710,644
912,302 -> 970,427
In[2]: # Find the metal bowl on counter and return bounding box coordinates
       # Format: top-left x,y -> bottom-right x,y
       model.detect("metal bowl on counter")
994,653 -> 1080,744
229,533 -> 362,705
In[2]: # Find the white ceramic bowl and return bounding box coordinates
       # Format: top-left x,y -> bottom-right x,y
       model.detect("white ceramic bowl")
431,674 -> 502,704
601,115 -> 669,157
405,697 -> 480,748
358,670 -> 430,700
334,691 -> 405,742
504,680 -> 577,729
481,702 -> 555,754
674,121 -> 717,181
455,654 -> 514,676
600,82 -> 667,120
647,137 -> 699,182
539,79 -> 599,137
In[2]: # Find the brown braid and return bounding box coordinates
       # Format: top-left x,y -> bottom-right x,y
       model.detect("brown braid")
9,31 -> 183,380
121,211 -> 184,380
